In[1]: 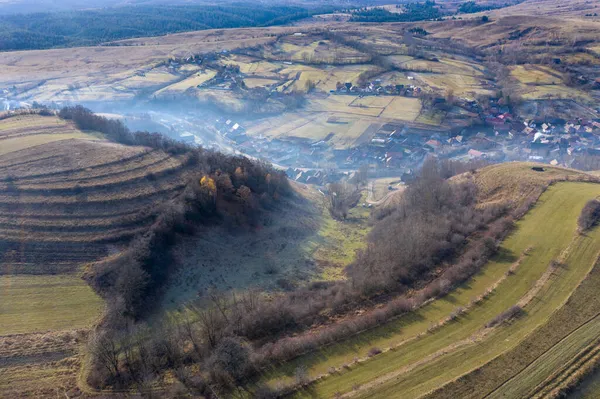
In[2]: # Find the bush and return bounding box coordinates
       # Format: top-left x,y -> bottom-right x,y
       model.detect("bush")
578,199 -> 600,232
486,305 -> 524,328
207,336 -> 254,386
368,347 -> 382,357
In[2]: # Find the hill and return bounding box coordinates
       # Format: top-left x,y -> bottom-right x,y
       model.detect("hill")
0,112 -> 195,275
0,4 -> 335,51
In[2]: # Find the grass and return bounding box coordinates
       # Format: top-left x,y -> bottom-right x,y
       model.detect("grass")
244,77 -> 280,88
350,96 -> 394,108
415,109 -> 446,126
0,133 -> 101,156
155,70 -> 217,94
0,275 -> 103,335
380,97 -> 422,121
308,96 -> 384,117
370,177 -> 403,202
511,65 -> 562,85
246,112 -> 379,150
312,192 -> 371,280
427,245 -> 600,398
258,182 -> 600,397
416,73 -> 492,97
570,365 -> 600,398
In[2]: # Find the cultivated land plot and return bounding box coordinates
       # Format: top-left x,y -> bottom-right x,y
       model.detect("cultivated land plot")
307,96 -> 384,117
380,97 -> 422,121
219,55 -> 282,77
0,275 -> 102,335
259,179 -> 600,398
0,330 -> 86,397
416,73 -> 492,97
350,96 -> 394,108
511,65 -> 562,85
247,112 -> 381,149
0,114 -> 101,156
155,70 -> 217,95
265,38 -> 370,64
196,89 -> 245,112
244,77 -> 280,88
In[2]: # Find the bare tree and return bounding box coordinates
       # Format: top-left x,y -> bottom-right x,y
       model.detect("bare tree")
324,182 -> 362,220
90,331 -> 121,381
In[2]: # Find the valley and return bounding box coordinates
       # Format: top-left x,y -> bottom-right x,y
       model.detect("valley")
3,1 -> 600,398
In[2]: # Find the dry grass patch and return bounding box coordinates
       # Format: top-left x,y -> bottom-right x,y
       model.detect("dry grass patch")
155,70 -> 217,95
350,96 -> 394,108
380,97 -> 422,121
511,65 -> 562,85
244,77 -> 280,88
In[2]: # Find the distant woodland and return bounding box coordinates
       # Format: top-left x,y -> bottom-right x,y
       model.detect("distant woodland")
0,4 -> 335,51
349,1 -> 442,23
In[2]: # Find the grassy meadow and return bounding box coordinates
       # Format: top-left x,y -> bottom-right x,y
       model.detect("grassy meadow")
0,275 -> 103,335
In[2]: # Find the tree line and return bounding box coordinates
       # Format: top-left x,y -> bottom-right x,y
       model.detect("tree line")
349,2 -> 442,23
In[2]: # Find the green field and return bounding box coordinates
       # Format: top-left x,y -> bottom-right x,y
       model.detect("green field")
0,275 -> 103,335
257,182 -> 600,398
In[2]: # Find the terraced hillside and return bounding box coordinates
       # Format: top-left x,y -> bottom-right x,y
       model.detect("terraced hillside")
0,112 -> 200,396
0,113 -> 194,275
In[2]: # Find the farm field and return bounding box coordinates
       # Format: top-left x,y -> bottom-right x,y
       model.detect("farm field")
369,177 -> 403,202
263,37 -> 371,64
154,69 -> 217,95
257,176 -> 600,397
0,330 -> 88,397
0,275 -> 102,335
0,113 -> 194,289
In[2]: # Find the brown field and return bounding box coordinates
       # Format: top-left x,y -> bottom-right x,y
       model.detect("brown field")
262,35 -> 370,64
0,330 -> 89,397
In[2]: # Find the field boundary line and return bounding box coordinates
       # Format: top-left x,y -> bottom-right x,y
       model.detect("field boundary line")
534,334 -> 600,398
420,245 -> 600,399
479,250 -> 600,399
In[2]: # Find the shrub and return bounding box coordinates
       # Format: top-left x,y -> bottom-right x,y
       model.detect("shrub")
367,347 -> 382,357
578,199 -> 600,232
486,305 -> 524,328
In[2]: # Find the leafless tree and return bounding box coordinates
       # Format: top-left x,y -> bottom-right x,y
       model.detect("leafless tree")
323,182 -> 362,220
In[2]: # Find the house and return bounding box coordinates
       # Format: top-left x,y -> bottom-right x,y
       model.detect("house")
425,139 -> 442,151
468,149 -> 484,158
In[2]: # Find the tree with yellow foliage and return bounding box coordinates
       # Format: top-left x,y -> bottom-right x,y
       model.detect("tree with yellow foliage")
200,176 -> 217,193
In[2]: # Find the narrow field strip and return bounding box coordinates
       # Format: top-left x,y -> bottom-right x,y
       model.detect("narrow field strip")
349,224 -> 600,399
426,251 -> 600,399
278,182 -> 600,398
342,251 -> 564,399
0,134 -> 101,156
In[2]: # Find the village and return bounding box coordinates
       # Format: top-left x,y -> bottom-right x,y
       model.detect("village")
197,95 -> 600,186
3,30 -> 600,188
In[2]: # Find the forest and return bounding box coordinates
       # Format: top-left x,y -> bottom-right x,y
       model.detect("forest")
0,4 -> 336,51
350,1 -> 442,23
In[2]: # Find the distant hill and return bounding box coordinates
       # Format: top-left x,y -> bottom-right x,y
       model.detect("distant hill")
0,3 -> 336,50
